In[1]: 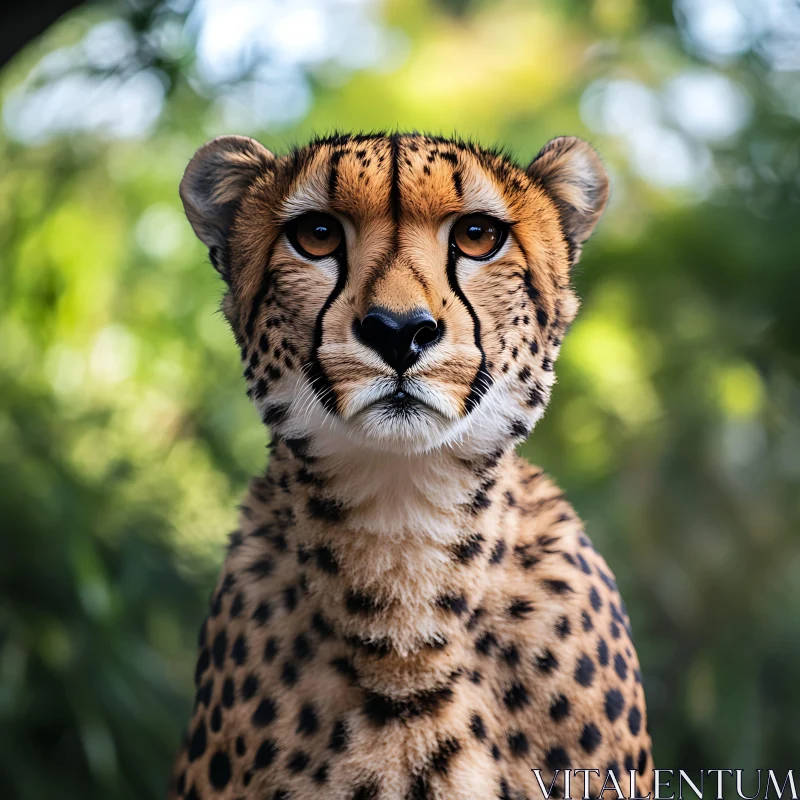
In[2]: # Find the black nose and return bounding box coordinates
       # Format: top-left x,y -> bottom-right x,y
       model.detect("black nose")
355,307 -> 442,373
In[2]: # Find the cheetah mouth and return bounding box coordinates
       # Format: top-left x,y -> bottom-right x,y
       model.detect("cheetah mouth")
350,379 -> 457,423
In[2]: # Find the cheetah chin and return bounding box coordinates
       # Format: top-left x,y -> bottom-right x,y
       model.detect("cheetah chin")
169,132 -> 653,800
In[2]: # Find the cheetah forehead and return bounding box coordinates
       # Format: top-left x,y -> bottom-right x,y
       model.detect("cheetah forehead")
272,133 -> 534,225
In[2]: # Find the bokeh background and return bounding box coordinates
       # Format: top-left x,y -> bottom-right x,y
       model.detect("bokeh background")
1,0 -> 799,797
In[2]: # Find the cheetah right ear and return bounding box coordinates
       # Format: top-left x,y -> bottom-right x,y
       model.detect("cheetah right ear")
527,137 -> 609,265
180,135 -> 275,278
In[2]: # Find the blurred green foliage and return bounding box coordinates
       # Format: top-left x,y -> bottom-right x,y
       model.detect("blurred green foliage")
1,0 -> 799,797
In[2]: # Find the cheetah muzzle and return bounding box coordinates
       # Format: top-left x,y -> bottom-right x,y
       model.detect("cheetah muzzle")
170,132 -> 653,800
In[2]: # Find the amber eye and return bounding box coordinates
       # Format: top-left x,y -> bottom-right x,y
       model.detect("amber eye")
451,214 -> 506,259
287,212 -> 344,259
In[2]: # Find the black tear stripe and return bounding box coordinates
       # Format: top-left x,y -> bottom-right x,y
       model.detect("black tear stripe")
446,245 -> 493,414
304,152 -> 353,412
305,245 -> 348,414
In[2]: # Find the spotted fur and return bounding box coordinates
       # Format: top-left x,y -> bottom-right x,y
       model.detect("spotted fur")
171,132 -> 651,799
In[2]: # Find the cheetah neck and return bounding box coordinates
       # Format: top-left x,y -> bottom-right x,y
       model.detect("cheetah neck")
241,435 -> 521,683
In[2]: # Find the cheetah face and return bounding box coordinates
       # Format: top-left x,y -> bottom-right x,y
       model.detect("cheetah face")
180,134 -> 608,455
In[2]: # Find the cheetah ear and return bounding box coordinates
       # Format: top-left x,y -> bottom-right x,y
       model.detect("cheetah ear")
180,135 -> 275,278
527,137 -> 609,264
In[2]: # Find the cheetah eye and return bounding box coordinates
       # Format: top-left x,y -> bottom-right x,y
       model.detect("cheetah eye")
451,214 -> 507,260
287,212 -> 344,259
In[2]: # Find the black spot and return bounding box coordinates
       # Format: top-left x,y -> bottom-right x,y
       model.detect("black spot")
536,307 -> 548,327
195,678 -> 213,708
211,631 -> 227,669
576,553 -> 592,575
542,580 -> 573,594
407,774 -> 430,800
210,705 -> 222,732
308,495 -> 345,522
251,698 -> 277,727
575,654 -> 596,686
598,637 -> 609,667
628,706 -> 642,736
231,634 -> 248,666
188,719 -> 207,761
297,702 -> 319,736
431,737 -> 461,775
229,592 -> 244,618
527,383 -> 546,407
452,533 -> 484,562
241,673 -> 259,701
605,688 -> 625,722
286,750 -> 310,773
470,712 -> 486,740
219,676 -> 233,708
614,653 -> 628,681
437,593 -> 468,616
579,723 -> 602,754
281,661 -> 299,687
315,545 -> 339,574
312,762 -> 330,784
331,656 -> 358,682
638,748 -> 648,774
352,781 -> 380,800
489,539 -> 507,564
510,419 -> 530,439
501,643 -> 521,667
235,736 -> 246,757
294,633 -> 314,661
283,585 -> 298,612
514,543 -> 539,569
589,586 -> 602,612
252,601 -> 271,625
263,636 -> 279,662
546,747 -> 571,770
253,738 -> 277,770
248,557 -> 275,577
607,761 -> 619,779
507,598 -> 534,619
507,730 -> 529,757
329,718 -> 349,751
503,681 -> 531,711
262,403 -> 289,427
475,631 -> 497,656
610,621 -> 621,639
346,590 -> 383,615
624,753 -> 635,773
194,648 -> 210,685
311,611 -> 335,639
470,488 -> 492,514
362,681 -> 455,726
535,649 -> 559,673
208,751 -> 231,790
556,616 -> 571,638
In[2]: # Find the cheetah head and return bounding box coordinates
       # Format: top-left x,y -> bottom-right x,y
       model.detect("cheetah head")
180,133 -> 608,456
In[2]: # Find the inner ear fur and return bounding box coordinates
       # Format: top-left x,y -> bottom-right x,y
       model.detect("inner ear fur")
527,136 -> 610,264
179,135 -> 274,276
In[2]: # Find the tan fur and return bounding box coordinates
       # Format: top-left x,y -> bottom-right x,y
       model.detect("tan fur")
172,133 -> 651,800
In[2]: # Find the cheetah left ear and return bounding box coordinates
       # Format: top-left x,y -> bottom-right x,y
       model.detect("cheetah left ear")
180,135 -> 275,280
527,137 -> 609,264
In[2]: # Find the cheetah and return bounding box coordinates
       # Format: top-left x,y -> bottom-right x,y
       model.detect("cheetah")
170,132 -> 653,800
